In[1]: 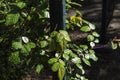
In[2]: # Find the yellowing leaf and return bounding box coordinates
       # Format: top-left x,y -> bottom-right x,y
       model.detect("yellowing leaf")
58,65 -> 65,80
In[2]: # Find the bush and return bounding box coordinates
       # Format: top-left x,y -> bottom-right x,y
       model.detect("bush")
0,0 -> 99,80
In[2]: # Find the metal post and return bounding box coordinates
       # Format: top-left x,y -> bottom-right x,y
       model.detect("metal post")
49,0 -> 66,31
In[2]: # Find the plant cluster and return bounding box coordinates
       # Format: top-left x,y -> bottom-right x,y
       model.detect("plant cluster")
0,0 -> 99,80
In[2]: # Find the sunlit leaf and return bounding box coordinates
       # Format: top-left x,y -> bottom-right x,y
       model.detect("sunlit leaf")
80,45 -> 88,50
52,62 -> 59,72
80,26 -> 90,32
59,30 -> 71,41
71,57 -> 81,64
58,65 -> 65,80
94,39 -> 99,43
89,23 -> 95,30
59,59 -> 65,66
92,32 -> 100,37
82,58 -> 91,66
85,54 -> 90,59
48,58 -> 58,64
87,35 -> 94,42
111,41 -> 117,50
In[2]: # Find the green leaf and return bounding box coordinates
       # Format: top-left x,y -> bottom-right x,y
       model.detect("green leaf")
6,13 -> 20,25
0,19 -> 5,23
52,62 -> 59,72
76,63 -> 85,74
59,59 -> 65,66
63,49 -> 75,60
12,41 -> 23,50
48,58 -> 58,64
50,31 -> 58,38
87,35 -> 95,42
80,26 -> 90,32
58,65 -> 65,80
92,32 -> 100,37
68,1 -> 82,7
21,45 -> 31,55
111,41 -> 117,50
36,64 -> 44,74
56,33 -> 64,42
89,50 -> 95,54
70,16 -> 76,24
82,58 -> 91,66
71,57 -> 81,64
9,51 -> 21,65
94,39 -> 99,43
89,52 -> 98,61
15,2 -> 26,9
39,50 -> 45,55
89,23 -> 95,30
63,53 -> 69,60
85,54 -> 90,59
59,30 -> 71,41
0,37 -> 3,43
64,49 -> 72,55
27,42 -> 36,48
80,45 -> 88,50
21,42 -> 36,55
39,41 -> 48,48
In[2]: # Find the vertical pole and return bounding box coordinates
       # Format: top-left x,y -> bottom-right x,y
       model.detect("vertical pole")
49,0 -> 66,80
49,0 -> 66,31
100,0 -> 107,44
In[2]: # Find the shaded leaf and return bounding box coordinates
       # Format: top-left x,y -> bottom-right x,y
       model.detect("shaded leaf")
27,42 -> 36,49
15,2 -> 26,9
36,64 -> 44,74
12,41 -> 23,50
9,51 -> 21,65
82,58 -> 91,66
6,13 -> 20,25
39,41 -> 48,48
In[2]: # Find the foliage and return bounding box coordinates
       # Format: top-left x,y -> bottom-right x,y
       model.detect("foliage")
0,0 -> 99,80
